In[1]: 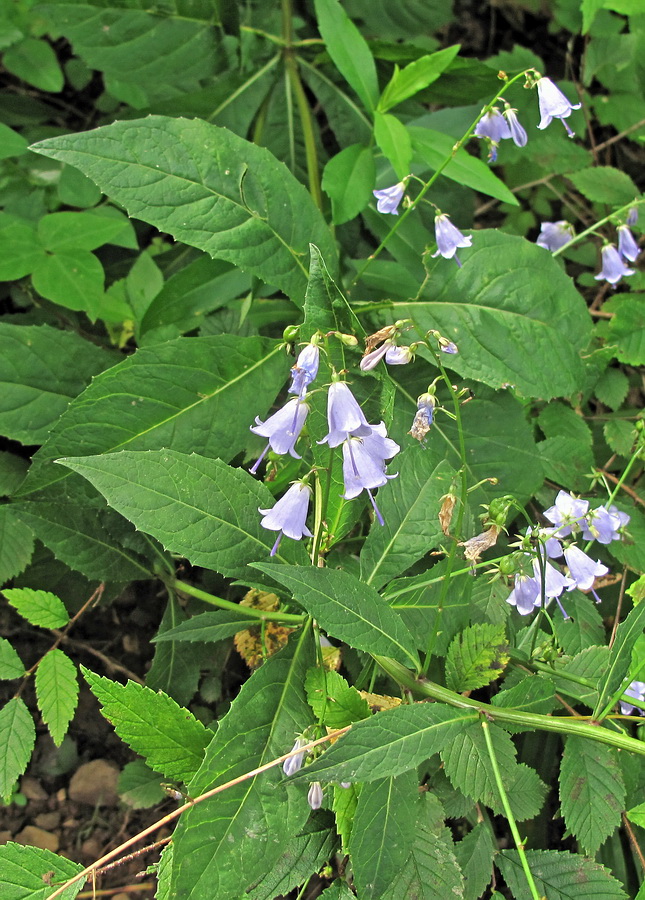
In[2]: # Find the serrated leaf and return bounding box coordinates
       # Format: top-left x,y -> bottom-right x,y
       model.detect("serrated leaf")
118,759 -> 166,810
378,46 -> 460,111
146,595 -> 204,707
491,676 -> 558,725
568,166 -> 638,206
305,668 -> 370,729
170,626 -> 316,900
546,645 -> 610,708
58,451 -> 308,579
553,590 -> 605,655
152,611 -> 254,645
350,771 -> 420,899
392,230 -> 590,398
0,841 -> 85,900
254,563 -> 419,668
2,587 -> 69,628
359,454 -> 455,590
290,703 -> 477,783
454,824 -> 494,900
595,603 -> 645,717
0,452 -> 29,497
603,294 -> 645,366
333,783 -> 358,854
35,649 -> 78,746
0,638 -> 25,680
156,842 -> 173,900
0,507 -> 34,585
559,735 -> 625,855
0,698 -> 35,802
31,117 -> 336,301
0,323 -> 115,446
446,624 -> 509,692
314,0 -> 379,111
603,419 -> 637,458
595,368 -> 629,411
497,849 -> 628,900
83,667 -> 209,784
21,334 -> 286,495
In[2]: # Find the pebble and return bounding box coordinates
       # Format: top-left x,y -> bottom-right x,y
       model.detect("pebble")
68,759 -> 119,807
15,825 -> 59,852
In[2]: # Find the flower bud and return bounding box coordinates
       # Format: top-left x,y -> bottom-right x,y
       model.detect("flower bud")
283,325 -> 300,342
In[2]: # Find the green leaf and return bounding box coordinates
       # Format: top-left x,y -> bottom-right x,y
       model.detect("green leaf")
0,638 -> 24,680
3,38 -> 64,92
445,624 -> 509,693
410,127 -> 518,206
0,507 -> 34,586
58,451 -> 308,579
289,703 -> 477,783
2,587 -> 69,628
58,163 -> 102,208
0,452 -> 29,497
0,123 -> 28,159
559,736 -> 625,856
38,211 -> 128,252
21,334 -> 285,494
374,111 -> 412,179
538,402 -> 593,491
0,841 -> 85,900
0,698 -> 35,802
603,295 -> 645,366
594,368 -> 629,411
153,610 -> 254,645
31,116 -> 336,301
31,250 -> 105,314
146,595 -> 204,707
322,143 -> 376,226
454,824 -> 494,900
254,563 -> 419,668
568,166 -> 639,206
305,668 -> 370,729
627,801 -> 645,829
441,721 -> 547,820
378,46 -> 460,112
350,771 -> 420,899
35,649 -> 78,746
0,223 -> 46,280
393,230 -> 590,398
118,759 -> 166,809
546,646 -> 610,709
595,602 -> 645,717
552,591 -> 605,655
0,323 -> 115,446
171,627 -> 316,900
83,667 -> 209,784
496,849 -> 628,900
314,0 -> 379,111
360,454 -> 455,590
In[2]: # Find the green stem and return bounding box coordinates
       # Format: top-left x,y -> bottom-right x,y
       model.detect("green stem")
481,719 -> 541,900
552,198 -> 645,257
168,577 -> 305,624
311,446 -> 336,565
287,54 -> 323,209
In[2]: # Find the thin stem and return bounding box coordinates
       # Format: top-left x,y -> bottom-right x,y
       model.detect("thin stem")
169,578 -> 305,624
552,198 -> 645,257
287,54 -> 323,209
311,446 -> 336,565
481,719 -> 541,900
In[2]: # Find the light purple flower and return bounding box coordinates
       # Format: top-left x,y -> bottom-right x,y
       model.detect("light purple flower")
250,398 -> 309,473
384,344 -> 412,365
533,558 -> 574,599
342,423 -> 400,525
408,393 -> 435,443
506,571 -> 541,615
440,340 -> 458,355
543,490 -> 589,538
619,680 -> 645,716
360,342 -> 389,371
308,781 -> 324,810
373,182 -> 406,215
627,207 -> 639,226
259,481 -> 313,556
504,107 -> 528,147
594,244 -> 635,284
536,77 -> 581,137
432,214 -> 473,267
289,344 -> 320,398
564,545 -> 609,591
320,381 -> 371,448
283,737 -> 308,776
617,225 -> 640,263
474,107 -> 512,142
536,220 -> 575,252
582,505 -> 630,544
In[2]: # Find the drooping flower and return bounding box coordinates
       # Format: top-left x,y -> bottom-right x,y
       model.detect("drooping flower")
619,680 -> 645,716
617,224 -> 640,263
289,344 -> 320,399
259,481 -> 313,556
564,545 -> 609,591
536,77 -> 581,137
503,107 -> 528,147
474,107 -> 512,142
506,571 -> 541,615
582,505 -> 630,544
432,214 -> 473,267
440,340 -> 458,355
536,220 -> 575,252
373,182 -> 406,215
408,392 -> 435,443
320,381 -> 371,448
384,344 -> 413,365
543,490 -> 589,538
250,398 -> 309,473
360,341 -> 414,371
283,737 -> 308,776
359,342 -> 390,371
342,423 -> 400,525
307,782 -> 324,810
627,207 -> 639,226
594,244 -> 635,284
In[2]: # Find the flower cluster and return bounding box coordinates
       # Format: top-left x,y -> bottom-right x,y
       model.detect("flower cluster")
474,104 -> 527,162
595,222 -> 639,285
506,490 -> 630,618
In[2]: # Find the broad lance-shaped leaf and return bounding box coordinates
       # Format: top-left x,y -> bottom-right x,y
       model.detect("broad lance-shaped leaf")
288,703 -> 476,783
594,602 -> 645,717
254,563 -> 419,668
559,735 -> 625,856
35,649 -> 78,747
0,698 -> 35,803
392,230 -> 591,399
152,610 -> 256,645
0,842 -> 85,900
30,116 -> 337,301
2,587 -> 69,629
497,849 -> 628,900
20,334 -> 287,495
0,638 -> 24,681
83,668 -> 209,784
170,626 -> 316,900
58,450 -> 308,579
359,453 -> 455,590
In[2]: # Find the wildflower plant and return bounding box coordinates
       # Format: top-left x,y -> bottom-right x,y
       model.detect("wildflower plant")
0,5 -> 644,900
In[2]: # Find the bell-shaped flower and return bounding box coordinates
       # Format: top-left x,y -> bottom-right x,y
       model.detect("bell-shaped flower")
617,225 -> 640,262
582,505 -> 630,544
320,381 -> 371,448
504,107 -> 528,147
360,342 -> 390,371
373,182 -> 406,215
595,244 -> 635,284
250,398 -> 309,473
440,340 -> 458,354
289,344 -> 320,399
627,207 -> 639,226
283,737 -> 308,776
536,77 -> 581,137
543,490 -> 589,537
506,571 -> 541,615
259,481 -> 313,556
474,107 -> 512,142
619,680 -> 645,716
564,545 -> 609,591
307,781 -> 324,810
360,342 -> 413,371
536,220 -> 575,252
385,344 -> 413,365
342,423 -> 400,525
432,213 -> 473,267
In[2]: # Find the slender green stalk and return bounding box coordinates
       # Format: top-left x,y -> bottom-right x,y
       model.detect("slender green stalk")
552,198 -> 645,257
311,445 -> 336,565
481,719 -> 542,900
168,577 -> 305,624
288,54 -> 323,209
